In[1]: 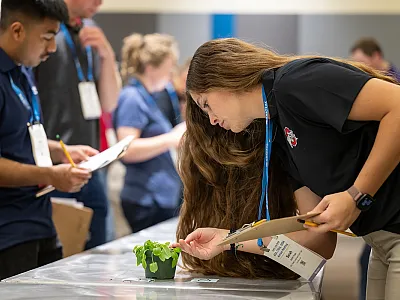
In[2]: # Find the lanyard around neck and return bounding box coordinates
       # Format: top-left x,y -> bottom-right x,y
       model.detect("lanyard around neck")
60,23 -> 93,82
9,68 -> 41,124
257,85 -> 274,247
164,82 -> 182,123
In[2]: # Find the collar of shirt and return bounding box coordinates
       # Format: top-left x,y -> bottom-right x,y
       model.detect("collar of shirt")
0,47 -> 19,74
0,47 -> 24,86
261,68 -> 278,119
66,18 -> 83,33
388,63 -> 400,82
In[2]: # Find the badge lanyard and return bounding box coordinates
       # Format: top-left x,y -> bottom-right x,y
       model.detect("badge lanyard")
9,68 -> 41,124
129,78 -> 173,127
129,78 -> 159,108
60,23 -> 93,82
257,85 -> 274,247
165,82 -> 182,123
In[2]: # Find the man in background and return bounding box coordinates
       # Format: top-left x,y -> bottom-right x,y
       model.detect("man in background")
351,37 -> 400,82
35,0 -> 121,248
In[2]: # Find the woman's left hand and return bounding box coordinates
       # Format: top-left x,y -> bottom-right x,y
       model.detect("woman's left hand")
306,191 -> 361,233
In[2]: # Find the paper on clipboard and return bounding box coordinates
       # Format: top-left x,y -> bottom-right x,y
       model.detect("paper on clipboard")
217,213 -> 320,246
79,135 -> 134,171
36,135 -> 135,198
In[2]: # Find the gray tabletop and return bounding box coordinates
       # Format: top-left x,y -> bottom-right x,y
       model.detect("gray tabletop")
1,218 -> 323,299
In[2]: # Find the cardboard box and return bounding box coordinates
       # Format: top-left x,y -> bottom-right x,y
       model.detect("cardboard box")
51,199 -> 93,258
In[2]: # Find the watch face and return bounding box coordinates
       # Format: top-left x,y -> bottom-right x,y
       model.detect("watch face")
357,195 -> 374,211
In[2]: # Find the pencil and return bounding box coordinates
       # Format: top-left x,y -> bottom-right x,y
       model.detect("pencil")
56,134 -> 76,168
298,219 -> 357,237
252,219 -> 266,227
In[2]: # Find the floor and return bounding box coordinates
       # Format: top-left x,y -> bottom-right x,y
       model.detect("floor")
107,162 -> 364,300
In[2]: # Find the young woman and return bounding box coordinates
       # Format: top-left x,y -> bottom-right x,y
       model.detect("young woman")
173,38 -> 400,299
114,33 -> 186,233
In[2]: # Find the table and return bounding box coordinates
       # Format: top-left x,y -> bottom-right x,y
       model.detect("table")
1,218 -> 324,299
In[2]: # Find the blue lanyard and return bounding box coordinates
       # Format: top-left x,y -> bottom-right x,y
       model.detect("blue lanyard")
60,23 -> 93,82
257,85 -> 273,247
9,68 -> 41,124
129,78 -> 173,132
129,78 -> 159,108
165,82 -> 182,123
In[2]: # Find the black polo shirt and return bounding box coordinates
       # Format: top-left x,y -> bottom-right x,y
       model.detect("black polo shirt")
263,57 -> 400,236
153,89 -> 179,127
0,48 -> 55,251
34,19 -> 101,150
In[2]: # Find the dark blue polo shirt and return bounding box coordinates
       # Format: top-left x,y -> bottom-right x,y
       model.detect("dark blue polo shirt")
113,84 -> 181,209
0,48 -> 56,251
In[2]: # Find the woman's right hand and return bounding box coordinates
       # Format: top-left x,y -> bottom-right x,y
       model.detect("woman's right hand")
171,228 -> 230,260
48,164 -> 92,193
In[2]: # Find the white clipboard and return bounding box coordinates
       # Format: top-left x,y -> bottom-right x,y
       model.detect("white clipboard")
36,135 -> 135,198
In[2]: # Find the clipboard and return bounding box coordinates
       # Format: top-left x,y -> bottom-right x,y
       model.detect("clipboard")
36,135 -> 135,198
217,213 -> 320,246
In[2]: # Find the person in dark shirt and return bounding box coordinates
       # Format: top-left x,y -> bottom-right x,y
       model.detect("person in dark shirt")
172,39 -> 400,298
350,37 -> 400,300
153,58 -> 191,126
351,37 -> 400,82
0,0 -> 95,280
34,0 -> 121,248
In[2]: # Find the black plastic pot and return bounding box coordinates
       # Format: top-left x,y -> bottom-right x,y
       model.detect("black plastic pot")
145,253 -> 177,280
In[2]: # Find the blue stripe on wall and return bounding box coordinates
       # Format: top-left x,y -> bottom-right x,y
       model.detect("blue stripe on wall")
211,14 -> 236,39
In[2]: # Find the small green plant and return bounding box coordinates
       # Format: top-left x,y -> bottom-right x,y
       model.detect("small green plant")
133,240 -> 181,274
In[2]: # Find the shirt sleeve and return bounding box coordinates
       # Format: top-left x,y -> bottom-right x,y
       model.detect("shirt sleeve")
113,87 -> 149,131
275,59 -> 373,133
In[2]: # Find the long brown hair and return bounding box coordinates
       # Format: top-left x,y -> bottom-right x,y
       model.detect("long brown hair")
177,38 -> 395,279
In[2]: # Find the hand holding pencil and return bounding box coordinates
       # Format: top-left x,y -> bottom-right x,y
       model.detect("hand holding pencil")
57,135 -> 76,167
56,134 -> 99,165
298,219 -> 357,237
43,135 -> 92,193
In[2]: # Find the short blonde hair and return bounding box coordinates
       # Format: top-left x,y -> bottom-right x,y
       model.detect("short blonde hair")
120,33 -> 179,84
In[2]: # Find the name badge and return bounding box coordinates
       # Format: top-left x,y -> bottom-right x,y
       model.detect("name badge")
78,81 -> 102,120
105,128 -> 118,147
28,123 -> 53,167
262,235 -> 326,281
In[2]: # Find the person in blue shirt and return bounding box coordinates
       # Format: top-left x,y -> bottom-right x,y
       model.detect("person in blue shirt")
114,33 -> 186,233
0,0 -> 97,280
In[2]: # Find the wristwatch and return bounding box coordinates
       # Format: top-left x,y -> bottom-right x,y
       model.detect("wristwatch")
347,185 -> 375,211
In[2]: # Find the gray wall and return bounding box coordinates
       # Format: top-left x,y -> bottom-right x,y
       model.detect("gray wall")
298,15 -> 400,66
93,13 -> 157,60
94,13 -> 209,64
156,14 -> 210,63
94,13 -> 400,68
237,15 -> 298,55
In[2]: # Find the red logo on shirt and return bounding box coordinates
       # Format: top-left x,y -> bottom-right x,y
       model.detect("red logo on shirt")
284,127 -> 298,148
